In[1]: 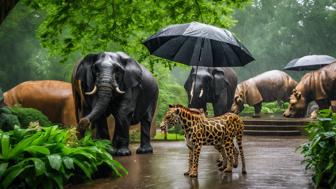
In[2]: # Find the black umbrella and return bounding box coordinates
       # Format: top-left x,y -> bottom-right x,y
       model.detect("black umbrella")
284,55 -> 336,71
143,22 -> 254,67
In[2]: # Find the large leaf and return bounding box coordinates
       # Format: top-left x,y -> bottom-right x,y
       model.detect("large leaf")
1,134 -> 10,159
63,156 -> 74,169
73,159 -> 92,179
31,158 -> 46,176
8,132 -> 41,158
25,146 -> 50,155
0,162 -> 8,178
47,154 -> 62,171
1,164 -> 34,189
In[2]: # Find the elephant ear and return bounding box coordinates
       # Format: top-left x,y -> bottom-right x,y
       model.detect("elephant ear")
212,68 -> 228,96
184,68 -> 193,92
74,53 -> 99,91
245,81 -> 263,106
116,52 -> 142,88
72,53 -> 99,122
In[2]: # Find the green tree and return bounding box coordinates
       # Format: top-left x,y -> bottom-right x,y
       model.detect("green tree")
23,0 -> 252,65
232,0 -> 336,82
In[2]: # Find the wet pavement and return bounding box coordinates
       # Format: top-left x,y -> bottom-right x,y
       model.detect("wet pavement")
71,136 -> 314,189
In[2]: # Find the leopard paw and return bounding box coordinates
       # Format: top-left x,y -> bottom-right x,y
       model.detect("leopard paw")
189,173 -> 198,177
224,167 -> 232,173
184,171 -> 190,176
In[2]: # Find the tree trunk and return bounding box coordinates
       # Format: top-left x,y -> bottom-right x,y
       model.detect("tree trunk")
0,0 -> 19,25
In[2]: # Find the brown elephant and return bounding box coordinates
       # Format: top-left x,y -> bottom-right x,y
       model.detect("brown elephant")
231,70 -> 297,117
283,62 -> 336,118
2,80 -> 77,126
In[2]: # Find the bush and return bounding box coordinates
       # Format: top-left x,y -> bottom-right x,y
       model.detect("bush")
241,102 -> 289,114
10,106 -> 52,127
0,107 -> 21,131
0,125 -> 127,189
299,109 -> 336,188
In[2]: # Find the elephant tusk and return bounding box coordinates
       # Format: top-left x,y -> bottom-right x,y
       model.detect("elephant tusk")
190,81 -> 195,97
199,89 -> 204,98
85,85 -> 97,95
115,86 -> 125,94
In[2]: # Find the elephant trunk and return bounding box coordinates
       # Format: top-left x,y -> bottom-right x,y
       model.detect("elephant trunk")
79,71 -> 113,130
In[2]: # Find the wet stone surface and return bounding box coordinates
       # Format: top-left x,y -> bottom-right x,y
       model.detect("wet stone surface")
71,136 -> 314,189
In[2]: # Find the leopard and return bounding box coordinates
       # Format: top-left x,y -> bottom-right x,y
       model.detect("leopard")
160,104 -> 246,177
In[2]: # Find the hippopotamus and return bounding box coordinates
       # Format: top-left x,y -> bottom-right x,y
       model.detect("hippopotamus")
283,62 -> 336,118
231,70 -> 297,117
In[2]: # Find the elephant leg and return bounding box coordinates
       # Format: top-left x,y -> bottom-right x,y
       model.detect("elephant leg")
136,100 -> 156,154
111,113 -> 132,156
136,118 -> 153,154
213,98 -> 226,116
93,117 -> 109,140
253,102 -> 262,118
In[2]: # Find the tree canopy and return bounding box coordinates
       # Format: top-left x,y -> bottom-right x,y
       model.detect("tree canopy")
23,0 -> 252,65
232,0 -> 336,81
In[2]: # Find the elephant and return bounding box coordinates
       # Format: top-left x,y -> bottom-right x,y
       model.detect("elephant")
2,80 -> 77,126
284,62 -> 336,118
231,70 -> 297,117
184,66 -> 237,116
72,51 -> 159,156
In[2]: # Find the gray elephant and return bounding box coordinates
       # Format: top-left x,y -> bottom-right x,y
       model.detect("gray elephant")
184,66 -> 237,116
72,52 -> 158,156
232,70 -> 297,117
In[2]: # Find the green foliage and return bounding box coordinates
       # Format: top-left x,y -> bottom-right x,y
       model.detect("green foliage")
9,106 -> 52,128
299,109 -> 336,188
0,3 -> 73,91
0,126 -> 127,189
241,102 -> 288,114
154,132 -> 185,141
0,107 -> 21,131
22,0 -> 251,64
232,0 -> 336,82
154,65 -> 188,126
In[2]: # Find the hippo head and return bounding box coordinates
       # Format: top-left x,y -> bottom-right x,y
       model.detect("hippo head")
231,91 -> 245,114
283,89 -> 307,118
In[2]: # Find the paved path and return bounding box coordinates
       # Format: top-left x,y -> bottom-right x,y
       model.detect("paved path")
72,136 -> 314,189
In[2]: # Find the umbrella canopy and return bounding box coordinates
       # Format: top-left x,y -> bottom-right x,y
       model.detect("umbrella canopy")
284,55 -> 336,71
143,22 -> 254,67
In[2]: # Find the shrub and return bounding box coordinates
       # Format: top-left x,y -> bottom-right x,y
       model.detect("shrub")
0,126 -> 127,189
0,107 -> 21,131
241,102 -> 288,114
299,109 -> 336,188
10,106 -> 52,127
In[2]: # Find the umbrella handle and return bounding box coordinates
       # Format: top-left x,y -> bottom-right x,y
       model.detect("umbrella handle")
189,65 -> 199,105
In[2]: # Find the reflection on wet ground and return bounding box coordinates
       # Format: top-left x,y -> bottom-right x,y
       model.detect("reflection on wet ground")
70,136 -> 314,189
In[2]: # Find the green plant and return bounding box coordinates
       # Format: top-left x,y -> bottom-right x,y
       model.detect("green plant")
299,109 -> 336,188
241,102 -> 288,114
0,126 -> 127,189
154,132 -> 185,141
10,106 -> 52,127
0,107 -> 21,131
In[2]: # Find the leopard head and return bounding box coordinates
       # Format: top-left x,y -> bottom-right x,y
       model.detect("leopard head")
160,105 -> 181,133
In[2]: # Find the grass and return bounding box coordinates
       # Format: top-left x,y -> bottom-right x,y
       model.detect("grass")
153,132 -> 184,141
